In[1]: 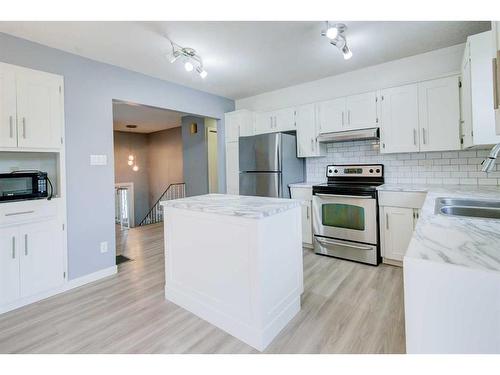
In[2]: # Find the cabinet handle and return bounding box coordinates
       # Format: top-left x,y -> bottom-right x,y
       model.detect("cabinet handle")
422,128 -> 426,145
22,117 -> 26,138
24,234 -> 28,256
413,129 -> 417,146
306,206 -> 310,220
341,111 -> 344,127
9,115 -> 14,138
386,213 -> 389,230
5,210 -> 35,217
494,55 -> 499,110
310,138 -> 314,151
347,110 -> 351,125
12,237 -> 16,259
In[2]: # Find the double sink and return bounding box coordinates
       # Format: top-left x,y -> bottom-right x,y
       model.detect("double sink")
435,197 -> 500,220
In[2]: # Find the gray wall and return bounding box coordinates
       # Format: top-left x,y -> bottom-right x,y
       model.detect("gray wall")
181,116 -> 208,196
113,131 -> 151,225
0,32 -> 234,280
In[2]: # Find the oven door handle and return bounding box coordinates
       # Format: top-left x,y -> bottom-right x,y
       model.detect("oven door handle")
314,193 -> 373,200
316,237 -> 374,251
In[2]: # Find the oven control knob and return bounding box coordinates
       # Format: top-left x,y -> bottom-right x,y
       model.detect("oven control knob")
369,169 -> 374,173
328,168 -> 333,174
376,168 -> 380,173
334,169 -> 338,173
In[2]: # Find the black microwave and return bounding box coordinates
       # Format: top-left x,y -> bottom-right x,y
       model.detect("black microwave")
0,172 -> 50,202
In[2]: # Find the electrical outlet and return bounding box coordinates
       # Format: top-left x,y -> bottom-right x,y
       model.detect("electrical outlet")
100,241 -> 108,253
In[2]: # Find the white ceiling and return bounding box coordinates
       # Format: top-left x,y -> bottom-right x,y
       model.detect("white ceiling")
113,101 -> 186,133
0,21 -> 490,99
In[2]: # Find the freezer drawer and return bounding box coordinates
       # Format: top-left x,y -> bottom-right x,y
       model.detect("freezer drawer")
239,172 -> 282,198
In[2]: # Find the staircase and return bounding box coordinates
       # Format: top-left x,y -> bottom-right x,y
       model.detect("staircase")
139,183 -> 186,226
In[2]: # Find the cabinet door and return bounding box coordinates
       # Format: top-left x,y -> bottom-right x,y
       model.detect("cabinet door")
345,91 -> 378,130
274,108 -> 296,132
296,104 -> 321,157
238,111 -> 255,137
380,84 -> 420,153
382,206 -> 415,262
16,69 -> 63,149
255,112 -> 275,135
300,201 -> 312,245
418,76 -> 461,152
317,97 -> 345,133
0,64 -> 17,148
225,142 -> 239,194
224,112 -> 240,142
461,43 -> 473,149
0,227 -> 20,306
19,218 -> 64,298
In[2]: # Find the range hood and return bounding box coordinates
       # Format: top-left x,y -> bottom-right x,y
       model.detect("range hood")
317,127 -> 379,143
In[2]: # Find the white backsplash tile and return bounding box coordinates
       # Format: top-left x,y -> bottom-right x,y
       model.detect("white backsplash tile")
305,140 -> 500,186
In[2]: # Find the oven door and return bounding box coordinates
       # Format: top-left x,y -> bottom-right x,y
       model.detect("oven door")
312,193 -> 377,244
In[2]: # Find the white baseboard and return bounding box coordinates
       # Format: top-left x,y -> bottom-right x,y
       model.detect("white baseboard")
0,265 -> 117,315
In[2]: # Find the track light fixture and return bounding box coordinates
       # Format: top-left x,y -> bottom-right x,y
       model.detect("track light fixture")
168,39 -> 208,79
321,22 -> 353,60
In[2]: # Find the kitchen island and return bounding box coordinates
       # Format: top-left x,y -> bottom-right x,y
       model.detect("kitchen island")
160,194 -> 303,351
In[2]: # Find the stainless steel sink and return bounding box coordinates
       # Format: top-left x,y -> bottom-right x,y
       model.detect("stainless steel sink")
435,197 -> 500,220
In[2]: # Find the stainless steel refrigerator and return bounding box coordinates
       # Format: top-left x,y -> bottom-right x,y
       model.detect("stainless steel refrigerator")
239,133 -> 305,198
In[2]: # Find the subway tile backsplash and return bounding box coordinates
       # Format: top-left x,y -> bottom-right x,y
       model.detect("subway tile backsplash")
305,140 -> 500,186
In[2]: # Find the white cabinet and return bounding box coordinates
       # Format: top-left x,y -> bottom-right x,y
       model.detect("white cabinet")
418,76 -> 461,152
381,76 -> 461,154
317,97 -> 345,134
225,141 -> 239,194
381,206 -> 419,262
0,64 -> 17,148
225,110 -> 254,141
492,22 -> 500,135
0,227 -> 20,306
290,186 -> 313,247
255,108 -> 295,135
0,201 -> 66,310
378,190 -> 426,264
380,83 -> 420,153
0,62 -> 64,150
460,31 -> 500,148
295,104 -> 325,158
345,91 -> 378,130
19,218 -> 64,298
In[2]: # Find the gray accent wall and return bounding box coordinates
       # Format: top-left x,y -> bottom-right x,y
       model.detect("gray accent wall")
181,116 -> 208,197
0,32 -> 234,280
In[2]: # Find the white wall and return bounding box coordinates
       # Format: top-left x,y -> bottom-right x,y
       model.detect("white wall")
236,44 -> 464,111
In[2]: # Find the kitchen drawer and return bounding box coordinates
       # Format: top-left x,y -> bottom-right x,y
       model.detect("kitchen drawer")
290,186 -> 313,201
378,191 -> 427,209
0,199 -> 59,227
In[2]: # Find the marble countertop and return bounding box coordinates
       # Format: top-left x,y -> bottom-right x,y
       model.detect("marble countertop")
161,194 -> 300,219
379,184 -> 500,273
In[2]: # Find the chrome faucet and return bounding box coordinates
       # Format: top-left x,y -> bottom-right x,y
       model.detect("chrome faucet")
482,143 -> 500,172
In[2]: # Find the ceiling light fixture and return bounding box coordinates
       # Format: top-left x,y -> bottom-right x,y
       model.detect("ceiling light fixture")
321,22 -> 353,60
168,39 -> 208,79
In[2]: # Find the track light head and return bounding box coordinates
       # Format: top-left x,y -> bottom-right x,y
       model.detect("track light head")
325,26 -> 338,40
342,44 -> 353,60
184,61 -> 194,72
322,22 -> 352,60
196,66 -> 208,79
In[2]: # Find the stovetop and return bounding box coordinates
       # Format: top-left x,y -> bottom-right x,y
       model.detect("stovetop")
312,164 -> 384,195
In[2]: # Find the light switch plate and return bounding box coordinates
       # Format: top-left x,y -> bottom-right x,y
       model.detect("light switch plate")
100,241 -> 108,253
90,154 -> 107,166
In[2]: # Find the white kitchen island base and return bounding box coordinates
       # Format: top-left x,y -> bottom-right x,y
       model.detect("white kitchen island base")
162,195 -> 303,351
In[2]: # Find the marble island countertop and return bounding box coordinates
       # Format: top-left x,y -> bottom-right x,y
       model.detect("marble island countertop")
377,184 -> 500,273
161,194 -> 300,219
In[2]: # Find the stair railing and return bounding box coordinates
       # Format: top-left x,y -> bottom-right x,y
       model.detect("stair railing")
139,182 -> 186,226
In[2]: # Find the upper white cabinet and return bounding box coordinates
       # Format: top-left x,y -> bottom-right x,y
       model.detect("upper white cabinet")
381,76 -> 460,153
461,31 -> 500,148
317,92 -> 377,134
418,76 -> 461,152
380,83 -> 420,153
255,108 -> 295,135
344,91 -> 378,130
295,103 -> 325,158
317,97 -> 345,134
0,64 -> 17,148
225,110 -> 254,142
0,62 -> 64,150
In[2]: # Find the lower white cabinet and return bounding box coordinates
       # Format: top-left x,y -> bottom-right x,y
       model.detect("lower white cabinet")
379,190 -> 426,263
225,141 -> 239,194
0,217 -> 64,306
290,186 -> 313,247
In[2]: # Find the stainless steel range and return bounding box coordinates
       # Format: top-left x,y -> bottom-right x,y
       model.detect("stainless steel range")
312,164 -> 384,265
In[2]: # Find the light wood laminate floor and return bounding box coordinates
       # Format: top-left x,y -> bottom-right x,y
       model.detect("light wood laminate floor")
0,223 -> 406,353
